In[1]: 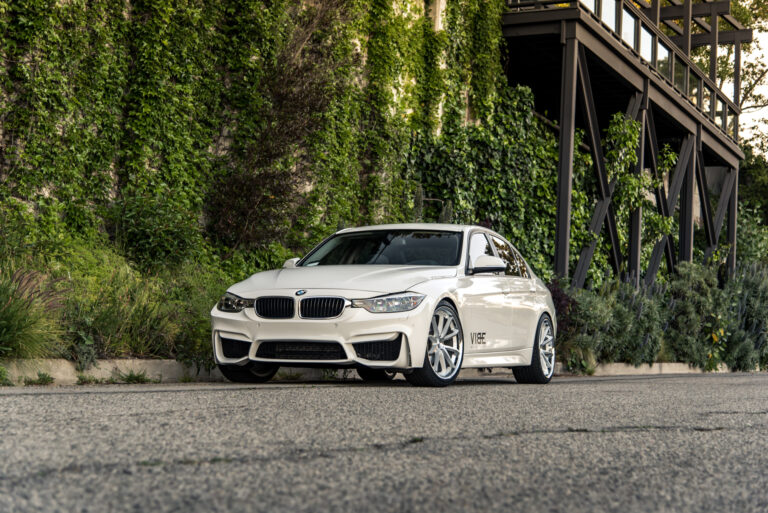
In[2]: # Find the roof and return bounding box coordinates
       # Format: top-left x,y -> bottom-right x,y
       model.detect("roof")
338,223 -> 471,233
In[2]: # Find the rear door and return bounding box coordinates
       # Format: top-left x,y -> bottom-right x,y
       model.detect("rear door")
490,235 -> 538,351
458,232 -> 511,353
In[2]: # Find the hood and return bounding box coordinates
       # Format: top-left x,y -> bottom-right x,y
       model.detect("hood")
228,265 -> 457,296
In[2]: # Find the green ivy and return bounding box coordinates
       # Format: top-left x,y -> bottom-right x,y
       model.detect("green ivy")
0,0 -> 712,286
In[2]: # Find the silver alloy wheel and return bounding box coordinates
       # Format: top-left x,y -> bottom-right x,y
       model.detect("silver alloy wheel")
539,316 -> 555,378
427,305 -> 463,379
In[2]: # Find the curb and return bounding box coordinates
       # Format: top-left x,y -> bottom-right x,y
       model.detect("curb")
1,359 -> 225,386
0,359 -> 732,386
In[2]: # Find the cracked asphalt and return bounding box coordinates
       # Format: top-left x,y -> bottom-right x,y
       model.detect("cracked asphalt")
1,373 -> 767,513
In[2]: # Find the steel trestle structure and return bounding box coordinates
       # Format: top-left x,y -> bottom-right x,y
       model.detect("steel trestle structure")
503,0 -> 749,287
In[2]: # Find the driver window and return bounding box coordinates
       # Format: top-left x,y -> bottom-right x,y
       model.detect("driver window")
468,233 -> 493,267
491,236 -> 522,277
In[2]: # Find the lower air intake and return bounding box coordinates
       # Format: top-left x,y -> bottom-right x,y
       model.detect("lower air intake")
256,341 -> 346,360
353,336 -> 402,361
221,338 -> 251,359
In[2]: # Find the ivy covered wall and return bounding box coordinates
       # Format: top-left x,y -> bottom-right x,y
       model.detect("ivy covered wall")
0,0 -> 666,285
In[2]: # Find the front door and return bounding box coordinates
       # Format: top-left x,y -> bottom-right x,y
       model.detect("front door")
490,235 -> 538,351
459,232 -> 512,353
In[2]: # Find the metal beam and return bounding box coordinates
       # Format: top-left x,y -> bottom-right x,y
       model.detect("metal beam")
555,34 -> 579,279
679,131 -> 697,262
662,20 -> 684,35
646,108 -> 676,273
650,0 -> 730,20
628,86 -> 647,287
710,7 -> 719,82
672,29 -> 753,48
649,0 -> 660,23
727,167 -> 738,274
682,0 -> 692,55
570,47 -> 625,288
572,181 -> 617,289
734,41 -> 741,140
695,149 -> 717,259
712,168 -> 736,242
667,134 -> 695,212
645,133 -> 693,282
644,108 -> 677,287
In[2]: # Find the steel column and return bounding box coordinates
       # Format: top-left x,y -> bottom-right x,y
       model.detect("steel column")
682,0 -> 692,55
628,86 -> 647,287
710,5 -> 719,82
679,132 -> 697,262
727,166 -> 738,274
555,34 -> 579,279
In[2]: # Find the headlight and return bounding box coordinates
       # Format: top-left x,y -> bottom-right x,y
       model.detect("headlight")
351,293 -> 425,313
217,292 -> 254,312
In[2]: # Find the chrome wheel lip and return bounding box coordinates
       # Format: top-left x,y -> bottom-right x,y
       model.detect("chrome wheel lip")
538,316 -> 555,379
427,306 -> 463,379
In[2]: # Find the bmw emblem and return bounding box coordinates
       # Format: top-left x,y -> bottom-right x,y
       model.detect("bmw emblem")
295,290 -> 307,296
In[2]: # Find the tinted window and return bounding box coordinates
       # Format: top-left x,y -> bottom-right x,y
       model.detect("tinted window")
301,230 -> 462,266
468,233 -> 493,267
513,248 -> 531,279
491,236 -> 522,277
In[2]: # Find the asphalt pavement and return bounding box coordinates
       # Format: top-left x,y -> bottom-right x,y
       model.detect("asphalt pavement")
1,373 -> 766,513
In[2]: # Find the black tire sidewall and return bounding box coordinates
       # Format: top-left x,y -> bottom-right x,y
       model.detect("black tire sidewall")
512,313 -> 554,384
218,362 -> 279,383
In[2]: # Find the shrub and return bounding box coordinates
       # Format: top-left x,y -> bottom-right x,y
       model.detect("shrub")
558,280 -> 666,373
556,288 -> 609,374
663,262 -> 725,369
64,268 -> 177,361
0,267 -> 62,359
547,279 -> 576,340
111,189 -> 201,270
598,282 -> 667,367
23,372 -> 55,386
53,241 -> 177,366
736,203 -> 768,266
115,369 -> 154,384
76,374 -> 102,385
0,366 -> 13,387
723,263 -> 768,371
163,261 -> 233,372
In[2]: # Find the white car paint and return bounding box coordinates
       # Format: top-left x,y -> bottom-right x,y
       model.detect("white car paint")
210,223 -> 556,373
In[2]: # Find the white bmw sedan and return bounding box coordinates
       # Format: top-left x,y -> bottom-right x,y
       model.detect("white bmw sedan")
211,224 -> 556,387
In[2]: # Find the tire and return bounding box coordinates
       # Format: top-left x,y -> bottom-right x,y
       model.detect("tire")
405,301 -> 464,387
513,314 -> 555,384
357,367 -> 397,382
218,362 -> 279,383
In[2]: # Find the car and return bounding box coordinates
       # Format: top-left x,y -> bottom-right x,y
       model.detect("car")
210,224 -> 557,387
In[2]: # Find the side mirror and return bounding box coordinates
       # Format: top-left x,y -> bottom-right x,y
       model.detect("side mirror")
471,255 -> 506,274
283,258 -> 300,269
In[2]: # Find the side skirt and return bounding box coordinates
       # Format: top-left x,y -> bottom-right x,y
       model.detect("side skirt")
462,349 -> 534,368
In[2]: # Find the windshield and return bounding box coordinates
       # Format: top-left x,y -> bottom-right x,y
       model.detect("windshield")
300,230 -> 463,266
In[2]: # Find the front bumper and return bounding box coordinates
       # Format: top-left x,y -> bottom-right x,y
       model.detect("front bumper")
210,296 -> 431,369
